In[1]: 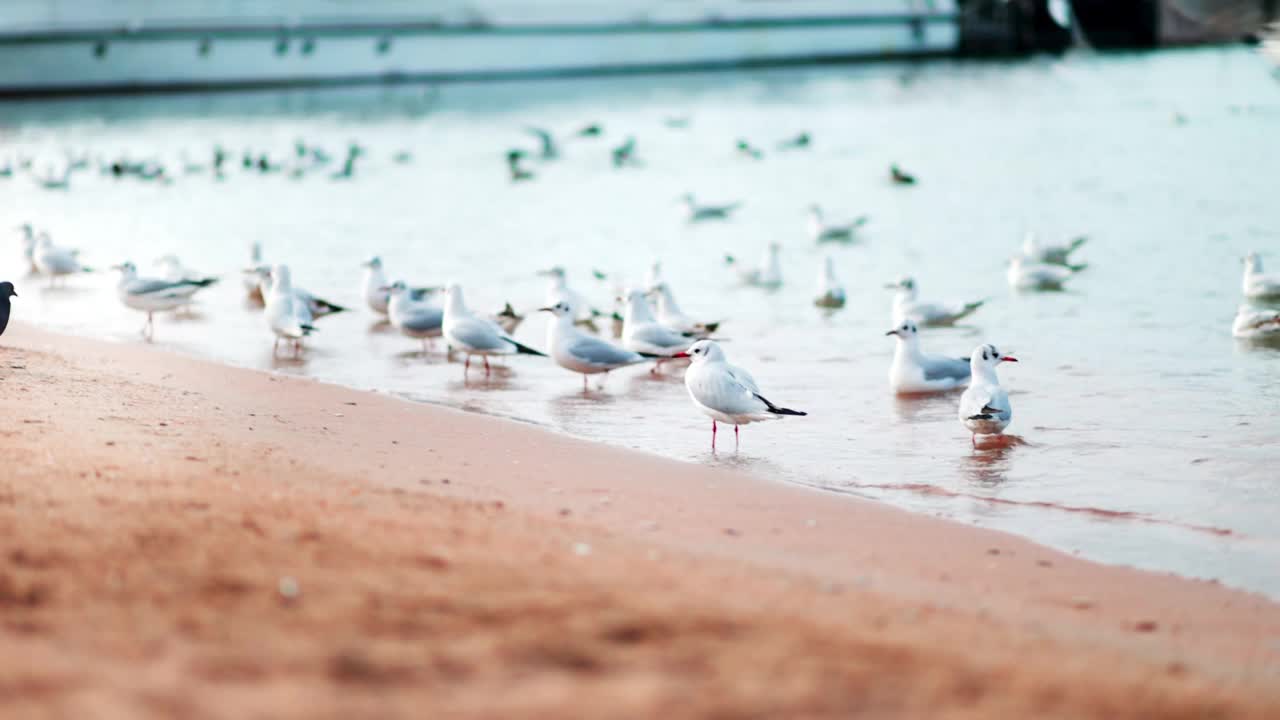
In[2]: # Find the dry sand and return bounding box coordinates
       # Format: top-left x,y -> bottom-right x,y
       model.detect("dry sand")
1,321 -> 1278,719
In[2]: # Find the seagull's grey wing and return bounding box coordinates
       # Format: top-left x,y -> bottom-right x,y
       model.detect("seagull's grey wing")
450,317 -> 508,351
567,336 -> 641,368
725,363 -> 760,394
126,278 -> 198,296
920,354 -> 971,382
632,323 -> 690,349
400,306 -> 444,332
962,387 -> 1010,421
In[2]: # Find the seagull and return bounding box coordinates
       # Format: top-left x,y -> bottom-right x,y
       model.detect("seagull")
1007,256 -> 1076,291
507,150 -> 535,182
1242,252 -> 1280,300
0,281 -> 16,339
886,321 -> 970,394
541,301 -> 650,390
611,136 -> 639,168
264,264 -> 316,356
443,283 -> 546,377
778,132 -> 811,150
576,123 -> 604,137
808,205 -> 869,243
362,256 -> 394,313
621,289 -> 695,365
674,339 -> 806,450
249,266 -> 346,319
330,143 -> 362,180
494,302 -> 525,335
648,282 -> 719,336
890,164 -> 917,185
113,261 -> 216,340
887,276 -> 983,327
386,281 -> 444,353
525,127 -> 559,160
243,242 -> 265,302
725,243 -> 782,288
735,139 -> 763,160
33,234 -> 91,287
537,266 -> 595,323
680,194 -> 740,223
959,344 -> 1016,445
154,254 -> 218,285
1233,305 -> 1280,340
1021,232 -> 1087,269
813,256 -> 846,309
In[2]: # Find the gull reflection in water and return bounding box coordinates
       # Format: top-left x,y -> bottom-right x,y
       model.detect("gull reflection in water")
961,435 -> 1028,487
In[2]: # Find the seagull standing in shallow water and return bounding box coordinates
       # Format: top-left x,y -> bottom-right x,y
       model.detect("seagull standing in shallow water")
1021,232 -> 1087,268
958,344 -> 1017,445
542,301 -> 649,391
648,282 -> 719,337
808,205 -> 868,243
680,194 -> 740,223
113,261 -> 216,341
443,283 -> 546,377
725,243 -> 782,288
1233,305 -> 1280,339
1243,252 -> 1280,300
386,281 -> 444,353
264,264 -> 316,357
1007,256 -> 1076,291
674,339 -> 806,450
886,321 -> 970,394
888,276 -> 983,327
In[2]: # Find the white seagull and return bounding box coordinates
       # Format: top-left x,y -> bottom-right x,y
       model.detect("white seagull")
958,344 -> 1017,445
1007,256 -> 1076,291
16,224 -> 41,274
886,321 -> 970,394
249,266 -> 346,319
362,256 -> 437,315
1232,305 -> 1280,340
621,289 -> 694,366
34,233 -> 90,286
243,241 -> 265,301
648,282 -> 719,336
725,243 -> 782,288
541,301 -> 649,390
814,256 -> 846,309
113,261 -> 217,340
674,339 -> 806,450
888,276 -> 984,327
808,205 -> 868,243
1242,252 -> 1280,301
264,264 -> 317,356
443,283 -> 546,377
386,281 -> 444,353
1020,232 -> 1087,268
680,193 -> 740,223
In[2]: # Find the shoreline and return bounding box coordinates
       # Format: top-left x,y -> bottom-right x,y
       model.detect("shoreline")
3,320 -> 1279,717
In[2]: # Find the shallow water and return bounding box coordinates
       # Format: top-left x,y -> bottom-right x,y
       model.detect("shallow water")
4,47 -> 1279,597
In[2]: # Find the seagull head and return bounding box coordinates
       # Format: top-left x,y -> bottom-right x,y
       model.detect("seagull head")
885,320 -> 919,341
537,301 -> 574,319
673,339 -> 724,363
885,275 -> 916,295
970,344 -> 1018,376
536,265 -> 566,279
361,256 -> 382,270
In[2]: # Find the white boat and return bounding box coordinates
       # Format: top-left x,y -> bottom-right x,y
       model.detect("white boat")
0,0 -> 959,94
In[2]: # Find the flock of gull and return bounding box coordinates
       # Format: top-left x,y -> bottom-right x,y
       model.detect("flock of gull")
10,120 -> 1280,450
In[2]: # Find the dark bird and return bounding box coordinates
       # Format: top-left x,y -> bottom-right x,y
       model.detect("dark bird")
778,132 -> 811,150
576,123 -> 604,137
506,150 -> 534,182
0,281 -> 16,339
891,164 -> 917,185
611,136 -> 639,168
525,127 -> 559,160
330,144 -> 362,180
736,139 -> 763,160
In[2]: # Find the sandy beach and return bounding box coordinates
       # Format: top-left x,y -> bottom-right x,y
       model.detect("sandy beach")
1,320 -> 1278,719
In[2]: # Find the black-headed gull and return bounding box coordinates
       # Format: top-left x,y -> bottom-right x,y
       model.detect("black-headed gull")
888,276 -> 983,326
621,289 -> 693,364
265,264 -> 316,357
890,164 -> 916,185
1233,305 -> 1280,340
958,344 -> 1017,445
1007,256 -> 1076,291
814,256 -> 846,309
648,282 -> 719,336
725,243 -> 782,288
808,205 -> 868,243
541,301 -> 649,390
443,283 -> 546,377
680,194 -> 740,223
674,339 -> 806,450
386,281 -> 444,353
34,234 -> 90,286
1243,252 -> 1280,300
249,266 -> 346,319
777,132 -> 811,150
1021,232 -> 1087,269
886,321 -> 970,394
113,261 -> 216,340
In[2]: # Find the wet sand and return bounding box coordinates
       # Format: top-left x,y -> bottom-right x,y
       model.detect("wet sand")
1,321 -> 1278,719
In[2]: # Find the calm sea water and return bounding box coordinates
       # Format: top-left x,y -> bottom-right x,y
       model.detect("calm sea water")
4,47 -> 1279,597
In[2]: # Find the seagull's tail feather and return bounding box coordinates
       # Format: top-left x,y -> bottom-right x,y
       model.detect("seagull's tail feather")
1068,235 -> 1088,253
755,393 -> 807,417
188,277 -> 219,288
852,215 -> 871,229
315,299 -> 346,314
1066,262 -> 1089,273
956,300 -> 985,320
507,339 -> 547,357
699,321 -> 721,335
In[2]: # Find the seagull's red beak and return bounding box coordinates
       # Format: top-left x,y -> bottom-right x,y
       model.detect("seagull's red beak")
671,351 -> 690,358
1001,356 -> 1018,363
